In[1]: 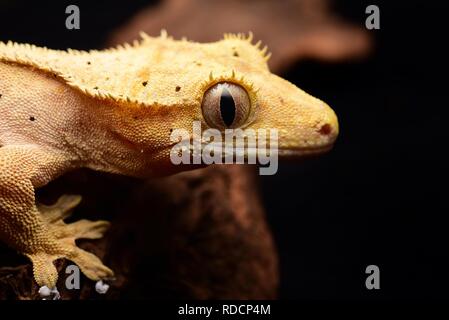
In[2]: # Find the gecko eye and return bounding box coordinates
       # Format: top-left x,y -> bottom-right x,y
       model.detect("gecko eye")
201,82 -> 251,129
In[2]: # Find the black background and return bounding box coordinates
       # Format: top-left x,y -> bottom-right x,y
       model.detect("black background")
0,0 -> 447,300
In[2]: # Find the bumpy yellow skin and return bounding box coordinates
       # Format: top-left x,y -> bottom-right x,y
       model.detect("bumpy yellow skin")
0,32 -> 338,289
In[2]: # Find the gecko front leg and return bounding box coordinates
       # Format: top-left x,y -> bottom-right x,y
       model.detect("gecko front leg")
0,144 -> 114,291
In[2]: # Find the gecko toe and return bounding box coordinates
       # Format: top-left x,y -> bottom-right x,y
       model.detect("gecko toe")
38,194 -> 82,223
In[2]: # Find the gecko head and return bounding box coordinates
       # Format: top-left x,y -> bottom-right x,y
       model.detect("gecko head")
165,32 -> 339,159
110,32 -> 338,175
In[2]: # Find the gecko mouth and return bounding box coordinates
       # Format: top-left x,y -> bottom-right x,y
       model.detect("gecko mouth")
186,142 -> 335,160
277,144 -> 335,158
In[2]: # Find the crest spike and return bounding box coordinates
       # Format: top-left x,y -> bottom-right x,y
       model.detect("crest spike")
264,52 -> 272,61
139,31 -> 150,40
247,31 -> 254,43
160,29 -> 168,39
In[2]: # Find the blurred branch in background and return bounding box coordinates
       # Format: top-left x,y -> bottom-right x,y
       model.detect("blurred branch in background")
110,0 -> 372,72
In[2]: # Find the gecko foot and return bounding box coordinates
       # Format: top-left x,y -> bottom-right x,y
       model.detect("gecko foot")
25,195 -> 114,289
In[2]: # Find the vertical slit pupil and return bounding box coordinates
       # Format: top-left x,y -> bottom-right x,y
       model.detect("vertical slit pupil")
220,88 -> 236,127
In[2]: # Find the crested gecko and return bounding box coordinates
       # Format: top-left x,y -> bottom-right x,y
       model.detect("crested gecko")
0,31 -> 338,296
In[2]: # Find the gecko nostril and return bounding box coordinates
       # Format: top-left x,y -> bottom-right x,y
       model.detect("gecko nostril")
318,123 -> 332,135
